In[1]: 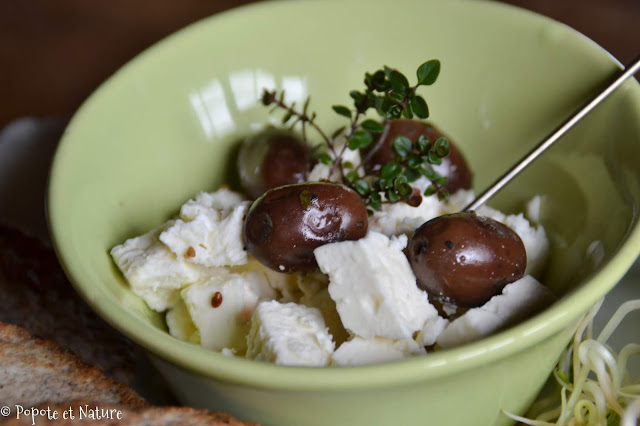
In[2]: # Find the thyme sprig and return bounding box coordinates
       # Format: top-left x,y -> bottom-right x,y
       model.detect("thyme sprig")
261,60 -> 450,215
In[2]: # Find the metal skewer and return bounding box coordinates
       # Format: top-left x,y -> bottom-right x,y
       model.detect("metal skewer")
464,55 -> 640,212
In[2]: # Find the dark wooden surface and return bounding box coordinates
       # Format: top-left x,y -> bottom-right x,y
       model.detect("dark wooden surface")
1,0 -> 638,130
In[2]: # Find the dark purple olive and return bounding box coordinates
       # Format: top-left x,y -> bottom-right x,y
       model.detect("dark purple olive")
362,119 -> 472,193
237,128 -> 311,199
407,212 -> 526,307
243,182 -> 368,273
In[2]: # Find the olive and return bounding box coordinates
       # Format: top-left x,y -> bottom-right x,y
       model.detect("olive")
407,212 -> 526,307
237,128 -> 311,199
243,182 -> 368,273
362,119 -> 472,193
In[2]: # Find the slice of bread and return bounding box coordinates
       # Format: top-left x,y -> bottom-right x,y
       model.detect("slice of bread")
0,223 -> 138,385
0,401 -> 258,425
0,322 -> 147,411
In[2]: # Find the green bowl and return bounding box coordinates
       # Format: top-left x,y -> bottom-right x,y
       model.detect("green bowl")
47,0 -> 640,424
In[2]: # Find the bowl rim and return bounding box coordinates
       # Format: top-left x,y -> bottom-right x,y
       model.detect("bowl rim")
47,0 -> 640,391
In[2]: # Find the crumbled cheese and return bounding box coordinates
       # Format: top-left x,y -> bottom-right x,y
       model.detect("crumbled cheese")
414,316 -> 450,347
166,298 -> 200,344
181,270 -> 277,353
110,222 -> 207,312
436,275 -> 554,349
332,336 -> 426,366
159,189 -> 250,267
298,271 -> 349,345
314,231 -> 443,340
245,301 -> 334,366
232,256 -> 302,302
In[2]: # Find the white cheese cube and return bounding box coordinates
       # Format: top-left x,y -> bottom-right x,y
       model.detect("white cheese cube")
166,298 -> 200,344
181,270 -> 277,352
332,337 -> 426,366
436,275 -> 554,349
231,256 -> 302,303
110,223 -> 206,312
298,271 -> 349,345
314,231 -> 442,340
414,316 -> 450,347
245,301 -> 334,366
159,189 -> 250,267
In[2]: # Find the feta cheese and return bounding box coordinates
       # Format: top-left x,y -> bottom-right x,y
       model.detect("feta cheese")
368,195 -> 443,237
110,222 -> 207,311
298,271 -> 349,345
159,189 -> 250,267
232,256 -> 302,302
245,301 -> 334,366
436,275 -> 554,349
314,231 -> 442,340
368,188 -> 475,237
332,337 -> 426,366
166,298 -> 200,344
181,270 -> 277,352
414,316 -> 450,347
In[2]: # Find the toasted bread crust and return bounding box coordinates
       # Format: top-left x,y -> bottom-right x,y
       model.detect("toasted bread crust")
0,322 -> 147,410
0,401 -> 258,425
0,223 -> 138,384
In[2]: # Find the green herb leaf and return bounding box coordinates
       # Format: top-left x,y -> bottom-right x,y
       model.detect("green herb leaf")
416,59 -> 441,86
402,103 -> 414,119
393,175 -> 408,191
372,70 -> 388,92
343,161 -> 354,169
282,110 -> 294,124
410,95 -> 429,119
361,119 -> 385,133
316,153 -> 333,165
346,171 -> 359,183
416,135 -> 430,154
433,137 -> 450,157
428,151 -> 443,165
386,189 -> 400,203
389,70 -> 410,95
420,165 -> 437,180
303,97 -> 311,115
424,185 -> 437,196
348,130 -> 373,150
392,136 -> 413,158
353,179 -> 370,197
396,182 -> 413,198
378,177 -> 393,190
386,104 -> 403,119
435,176 -> 448,186
404,168 -> 421,182
331,126 -> 346,140
380,162 -> 402,179
332,105 -> 352,118
407,153 -> 422,169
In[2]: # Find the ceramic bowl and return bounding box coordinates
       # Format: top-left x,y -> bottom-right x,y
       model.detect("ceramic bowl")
47,0 -> 640,424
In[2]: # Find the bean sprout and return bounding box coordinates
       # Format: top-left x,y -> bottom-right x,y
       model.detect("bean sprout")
503,299 -> 640,425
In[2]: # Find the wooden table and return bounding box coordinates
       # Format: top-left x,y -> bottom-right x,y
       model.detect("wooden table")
1,0 -> 638,130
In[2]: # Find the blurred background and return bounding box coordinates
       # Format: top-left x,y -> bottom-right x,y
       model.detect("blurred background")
0,0 -> 638,130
